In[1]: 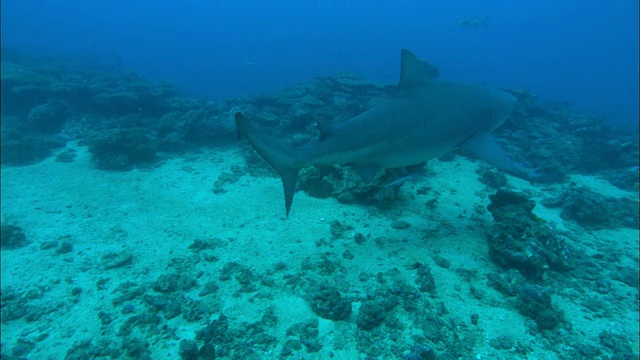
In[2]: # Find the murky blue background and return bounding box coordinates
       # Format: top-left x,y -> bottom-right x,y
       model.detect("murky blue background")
2,0 -> 637,128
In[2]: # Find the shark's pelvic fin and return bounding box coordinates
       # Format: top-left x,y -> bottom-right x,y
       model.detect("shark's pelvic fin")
235,113 -> 300,216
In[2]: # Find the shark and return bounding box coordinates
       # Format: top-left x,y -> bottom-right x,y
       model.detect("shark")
236,49 -> 530,216
457,15 -> 490,28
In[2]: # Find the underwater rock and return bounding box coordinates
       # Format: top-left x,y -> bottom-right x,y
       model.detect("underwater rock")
495,92 -> 639,182
25,98 -> 72,133
391,220 -> 412,230
1,290 -> 28,323
179,337 -> 218,360
188,238 -> 224,252
0,128 -> 66,165
611,266 -> 639,288
486,190 -> 536,222
198,343 -> 217,360
178,339 -> 199,360
196,312 -> 280,358
489,335 -> 516,350
477,167 -> 509,189
300,94 -> 325,106
329,219 -> 353,239
155,108 -> 236,151
143,293 -> 182,319
285,319 -> 321,353
0,62 -> 58,114
94,91 -> 143,115
63,338 -> 123,360
55,148 -> 77,162
152,274 -> 181,293
64,340 -> 98,360
198,280 -> 220,296
111,281 -> 145,305
100,251 -> 134,270
388,281 -> 421,313
56,241 -> 73,254
152,273 -> 196,294
412,262 -> 436,294
606,166 -> 639,191
486,190 -> 575,280
356,296 -> 398,331
298,166 -> 337,199
307,283 -> 352,321
1,224 -> 29,249
515,283 -> 565,331
599,329 -> 635,355
403,344 -> 436,360
280,339 -> 303,357
432,255 -> 451,269
488,272 -> 565,331
121,336 -> 151,358
197,314 -> 231,345
218,262 -> 258,293
542,185 -> 639,229
487,270 -> 527,297
306,169 -> 403,209
87,128 -> 157,170
40,240 -> 59,250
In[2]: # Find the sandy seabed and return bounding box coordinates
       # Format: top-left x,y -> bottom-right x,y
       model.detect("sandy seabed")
1,142 -> 638,359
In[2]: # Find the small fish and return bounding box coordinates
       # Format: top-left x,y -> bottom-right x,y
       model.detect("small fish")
458,15 -> 490,28
385,172 -> 422,188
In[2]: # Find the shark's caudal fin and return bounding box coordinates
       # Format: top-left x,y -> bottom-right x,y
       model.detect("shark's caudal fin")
235,113 -> 300,216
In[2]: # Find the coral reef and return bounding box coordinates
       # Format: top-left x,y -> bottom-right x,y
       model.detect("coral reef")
541,185 -> 639,229
486,190 -> 576,280
86,128 -> 157,170
1,128 -> 66,165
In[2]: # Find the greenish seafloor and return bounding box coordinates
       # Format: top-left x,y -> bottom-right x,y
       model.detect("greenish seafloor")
1,54 -> 638,359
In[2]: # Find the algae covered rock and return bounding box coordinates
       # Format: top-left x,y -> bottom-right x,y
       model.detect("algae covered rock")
307,283 -> 352,321
25,98 -> 72,133
486,190 -> 575,280
87,128 -> 157,170
541,185 -> 639,229
1,224 -> 29,249
356,294 -> 400,330
516,284 -> 565,330
0,128 -> 66,165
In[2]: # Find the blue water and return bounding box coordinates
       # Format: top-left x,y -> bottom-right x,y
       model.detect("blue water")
2,2 -> 639,358
1,0 -> 638,127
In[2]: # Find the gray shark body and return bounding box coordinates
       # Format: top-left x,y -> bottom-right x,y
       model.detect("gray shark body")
236,49 -> 524,216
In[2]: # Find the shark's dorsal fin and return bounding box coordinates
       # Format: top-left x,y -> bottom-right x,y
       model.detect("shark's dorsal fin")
397,49 -> 439,93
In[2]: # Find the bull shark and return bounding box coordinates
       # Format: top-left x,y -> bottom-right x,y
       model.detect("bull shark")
236,49 -> 530,216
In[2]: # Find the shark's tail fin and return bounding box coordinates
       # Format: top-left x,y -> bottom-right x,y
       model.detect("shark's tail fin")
235,113 -> 300,217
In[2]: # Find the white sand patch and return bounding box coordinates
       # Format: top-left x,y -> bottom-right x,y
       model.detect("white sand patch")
1,147 -> 637,358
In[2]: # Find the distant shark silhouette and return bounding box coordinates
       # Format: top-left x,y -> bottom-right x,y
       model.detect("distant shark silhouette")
457,15 -> 490,28
236,49 -> 528,216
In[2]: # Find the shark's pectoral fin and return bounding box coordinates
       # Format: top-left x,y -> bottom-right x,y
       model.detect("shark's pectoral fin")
352,164 -> 379,182
461,131 -> 532,179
